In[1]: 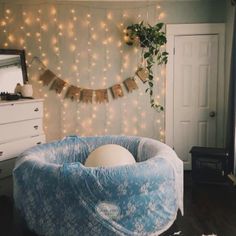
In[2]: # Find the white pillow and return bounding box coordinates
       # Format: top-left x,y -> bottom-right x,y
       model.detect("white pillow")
85,144 -> 136,167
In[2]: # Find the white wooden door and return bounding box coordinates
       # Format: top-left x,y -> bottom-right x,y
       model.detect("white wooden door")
173,35 -> 218,162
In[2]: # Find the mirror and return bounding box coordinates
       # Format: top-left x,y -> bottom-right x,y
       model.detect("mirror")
0,49 -> 28,93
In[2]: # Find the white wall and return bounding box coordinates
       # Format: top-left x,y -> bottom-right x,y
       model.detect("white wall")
0,0 -> 226,142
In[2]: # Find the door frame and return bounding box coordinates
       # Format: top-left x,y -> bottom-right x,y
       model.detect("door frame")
165,23 -> 225,169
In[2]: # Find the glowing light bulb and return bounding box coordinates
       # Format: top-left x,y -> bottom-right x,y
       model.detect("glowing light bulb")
19,38 -> 25,45
51,7 -> 57,15
41,24 -> 48,31
107,12 -> 112,20
1,21 -> 6,26
134,48 -> 139,53
100,22 -> 106,29
107,37 -> 113,43
72,65 -> 78,71
158,12 -> 165,20
25,17 -> 31,25
92,33 -> 97,40
8,34 -> 15,42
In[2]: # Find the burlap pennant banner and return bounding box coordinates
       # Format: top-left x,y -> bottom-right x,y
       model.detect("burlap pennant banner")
65,85 -> 81,101
95,89 -> 109,103
110,84 -> 124,99
39,69 -> 57,86
50,78 -> 67,94
123,77 -> 138,93
37,65 -> 147,104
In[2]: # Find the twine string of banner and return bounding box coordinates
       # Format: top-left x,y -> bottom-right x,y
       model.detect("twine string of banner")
29,56 -> 149,104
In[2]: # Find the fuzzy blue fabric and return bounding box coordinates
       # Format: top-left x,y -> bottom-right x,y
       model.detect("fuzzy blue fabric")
13,135 -> 183,236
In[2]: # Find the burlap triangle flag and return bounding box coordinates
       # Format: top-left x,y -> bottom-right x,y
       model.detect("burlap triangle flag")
95,89 -> 109,103
50,78 -> 66,94
39,69 -> 57,86
81,89 -> 93,103
65,85 -> 81,101
123,77 -> 138,93
110,84 -> 124,99
136,67 -> 149,83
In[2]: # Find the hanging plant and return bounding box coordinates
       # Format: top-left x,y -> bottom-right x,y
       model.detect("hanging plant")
125,21 -> 168,111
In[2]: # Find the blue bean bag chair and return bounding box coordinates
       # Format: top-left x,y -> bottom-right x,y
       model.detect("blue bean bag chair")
13,135 -> 183,236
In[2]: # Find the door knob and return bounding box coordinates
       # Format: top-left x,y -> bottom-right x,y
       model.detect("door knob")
209,111 -> 216,117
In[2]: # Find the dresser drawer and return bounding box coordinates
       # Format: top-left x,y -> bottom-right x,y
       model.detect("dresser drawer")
0,101 -> 43,124
0,119 -> 43,144
0,135 -> 45,162
0,158 -> 16,179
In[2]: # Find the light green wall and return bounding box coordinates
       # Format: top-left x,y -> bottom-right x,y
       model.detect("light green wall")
224,1 -> 235,146
159,0 -> 226,24
225,1 -> 235,98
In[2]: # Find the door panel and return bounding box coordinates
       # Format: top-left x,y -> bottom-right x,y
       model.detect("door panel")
173,35 -> 218,162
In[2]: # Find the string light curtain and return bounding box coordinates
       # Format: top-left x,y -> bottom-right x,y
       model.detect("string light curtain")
0,2 -> 165,141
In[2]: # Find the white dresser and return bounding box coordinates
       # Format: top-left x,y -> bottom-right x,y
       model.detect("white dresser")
0,99 -> 45,196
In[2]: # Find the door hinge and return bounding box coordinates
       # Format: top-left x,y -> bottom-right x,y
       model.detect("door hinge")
173,48 -> 175,55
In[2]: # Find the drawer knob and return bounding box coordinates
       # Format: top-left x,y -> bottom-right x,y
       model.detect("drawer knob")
36,142 -> 42,145
0,151 -> 3,156
34,108 -> 39,112
34,125 -> 39,130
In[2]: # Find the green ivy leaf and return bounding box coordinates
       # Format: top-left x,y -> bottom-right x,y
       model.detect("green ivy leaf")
148,82 -> 153,87
144,52 -> 150,58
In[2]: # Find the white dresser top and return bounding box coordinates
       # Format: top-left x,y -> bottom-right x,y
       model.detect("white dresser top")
0,98 -> 44,106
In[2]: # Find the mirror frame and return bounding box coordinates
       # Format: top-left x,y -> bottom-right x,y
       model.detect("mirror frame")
0,49 -> 28,85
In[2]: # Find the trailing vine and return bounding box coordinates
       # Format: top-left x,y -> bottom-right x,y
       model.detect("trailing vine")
125,21 -> 168,111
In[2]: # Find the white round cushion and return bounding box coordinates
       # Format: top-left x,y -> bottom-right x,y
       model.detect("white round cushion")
85,144 -> 136,167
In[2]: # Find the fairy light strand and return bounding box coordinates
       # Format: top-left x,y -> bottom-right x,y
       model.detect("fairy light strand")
0,3 -> 167,141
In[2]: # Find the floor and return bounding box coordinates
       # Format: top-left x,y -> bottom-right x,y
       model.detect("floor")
1,172 -> 236,236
